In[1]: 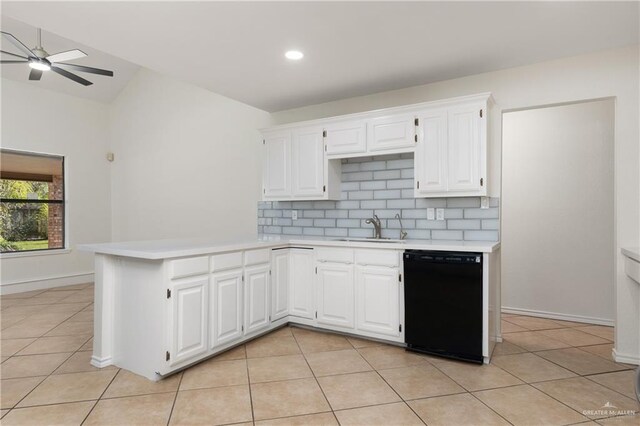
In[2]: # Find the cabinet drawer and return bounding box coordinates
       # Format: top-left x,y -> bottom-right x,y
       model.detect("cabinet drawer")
244,249 -> 270,266
316,248 -> 354,264
211,252 -> 243,272
170,256 -> 209,279
355,249 -> 399,268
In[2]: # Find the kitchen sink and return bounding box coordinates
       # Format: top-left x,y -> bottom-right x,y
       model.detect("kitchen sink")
334,238 -> 406,243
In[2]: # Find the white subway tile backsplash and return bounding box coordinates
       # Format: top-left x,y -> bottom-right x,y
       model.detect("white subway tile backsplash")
386,199 -> 415,209
349,190 -> 374,200
464,208 -> 499,219
360,160 -> 387,171
303,210 -> 325,218
258,154 -> 499,242
360,181 -> 387,190
481,219 -> 499,230
374,190 -> 401,199
432,230 -> 464,240
360,200 -> 386,209
447,219 -> 481,230
464,230 -> 500,241
386,179 -> 414,189
447,198 -> 481,208
374,170 -> 401,180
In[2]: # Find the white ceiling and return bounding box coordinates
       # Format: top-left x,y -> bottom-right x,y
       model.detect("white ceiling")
2,1 -> 638,111
0,16 -> 139,103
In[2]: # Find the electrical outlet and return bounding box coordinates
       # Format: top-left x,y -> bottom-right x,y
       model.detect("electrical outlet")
480,197 -> 490,209
436,208 -> 445,221
292,210 -> 298,220
427,208 -> 435,220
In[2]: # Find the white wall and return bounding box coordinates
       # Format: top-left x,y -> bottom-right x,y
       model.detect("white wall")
0,78 -> 111,293
502,100 -> 615,324
109,68 -> 271,242
272,46 -> 640,363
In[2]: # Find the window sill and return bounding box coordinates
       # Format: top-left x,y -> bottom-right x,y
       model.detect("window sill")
0,248 -> 72,259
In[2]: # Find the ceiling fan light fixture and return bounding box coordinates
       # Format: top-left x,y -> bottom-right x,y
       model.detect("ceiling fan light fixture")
28,59 -> 50,71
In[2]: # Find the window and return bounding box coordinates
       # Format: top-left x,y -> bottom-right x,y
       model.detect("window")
0,149 -> 65,253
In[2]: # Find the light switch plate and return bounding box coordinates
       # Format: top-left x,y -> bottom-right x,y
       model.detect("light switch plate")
480,197 -> 490,209
436,208 -> 445,221
292,210 -> 298,220
427,208 -> 435,220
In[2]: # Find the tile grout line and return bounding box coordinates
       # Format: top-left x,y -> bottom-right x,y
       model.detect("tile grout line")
79,367 -> 121,425
290,327 -> 339,425
165,371 -> 185,426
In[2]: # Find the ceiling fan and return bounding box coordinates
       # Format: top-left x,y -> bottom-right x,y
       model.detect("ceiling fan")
0,28 -> 114,86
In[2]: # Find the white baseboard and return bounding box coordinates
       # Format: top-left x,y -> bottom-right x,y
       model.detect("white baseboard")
91,355 -> 113,368
502,306 -> 614,327
0,272 -> 94,295
612,348 -> 640,366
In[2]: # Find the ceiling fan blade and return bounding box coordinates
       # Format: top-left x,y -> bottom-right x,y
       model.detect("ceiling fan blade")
51,66 -> 92,86
1,50 -> 28,60
54,62 -> 113,77
1,31 -> 36,58
0,60 -> 28,63
46,49 -> 86,63
29,68 -> 43,80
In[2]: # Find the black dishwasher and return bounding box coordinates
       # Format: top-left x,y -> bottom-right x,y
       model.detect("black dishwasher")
403,250 -> 483,363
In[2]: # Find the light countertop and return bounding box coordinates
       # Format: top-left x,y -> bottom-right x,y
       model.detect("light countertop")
79,235 -> 500,260
621,247 -> 640,263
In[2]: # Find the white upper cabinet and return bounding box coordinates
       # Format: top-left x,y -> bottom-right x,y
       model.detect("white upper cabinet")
324,120 -> 367,156
168,276 -> 208,366
447,104 -> 483,192
292,127 -> 325,197
415,109 -> 448,194
263,132 -> 291,199
367,114 -> 416,153
415,96 -> 488,197
244,264 -> 270,335
262,93 -> 490,199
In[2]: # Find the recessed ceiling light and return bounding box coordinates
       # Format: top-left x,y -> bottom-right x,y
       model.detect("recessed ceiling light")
285,50 -> 304,60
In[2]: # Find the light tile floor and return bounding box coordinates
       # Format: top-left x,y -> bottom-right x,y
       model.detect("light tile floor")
1,284 -> 638,425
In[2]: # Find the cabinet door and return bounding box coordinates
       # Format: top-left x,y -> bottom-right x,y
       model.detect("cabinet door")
415,109 -> 448,194
211,269 -> 243,348
271,250 -> 289,321
244,264 -> 270,334
263,132 -> 292,199
289,249 -> 315,319
316,263 -> 355,329
355,266 -> 400,337
368,114 -> 416,152
292,127 -> 325,197
447,105 -> 482,192
168,276 -> 208,365
324,120 -> 366,156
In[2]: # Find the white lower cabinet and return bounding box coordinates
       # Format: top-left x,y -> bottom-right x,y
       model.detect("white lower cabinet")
289,249 -> 315,319
168,276 -> 208,366
211,268 -> 243,347
244,264 -> 271,335
355,265 -> 401,338
316,262 -> 355,329
271,249 -> 290,321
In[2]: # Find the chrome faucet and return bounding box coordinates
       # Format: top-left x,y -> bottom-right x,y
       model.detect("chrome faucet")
365,215 -> 382,239
395,213 -> 408,240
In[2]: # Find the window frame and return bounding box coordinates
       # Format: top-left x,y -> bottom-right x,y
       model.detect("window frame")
0,148 -> 67,256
